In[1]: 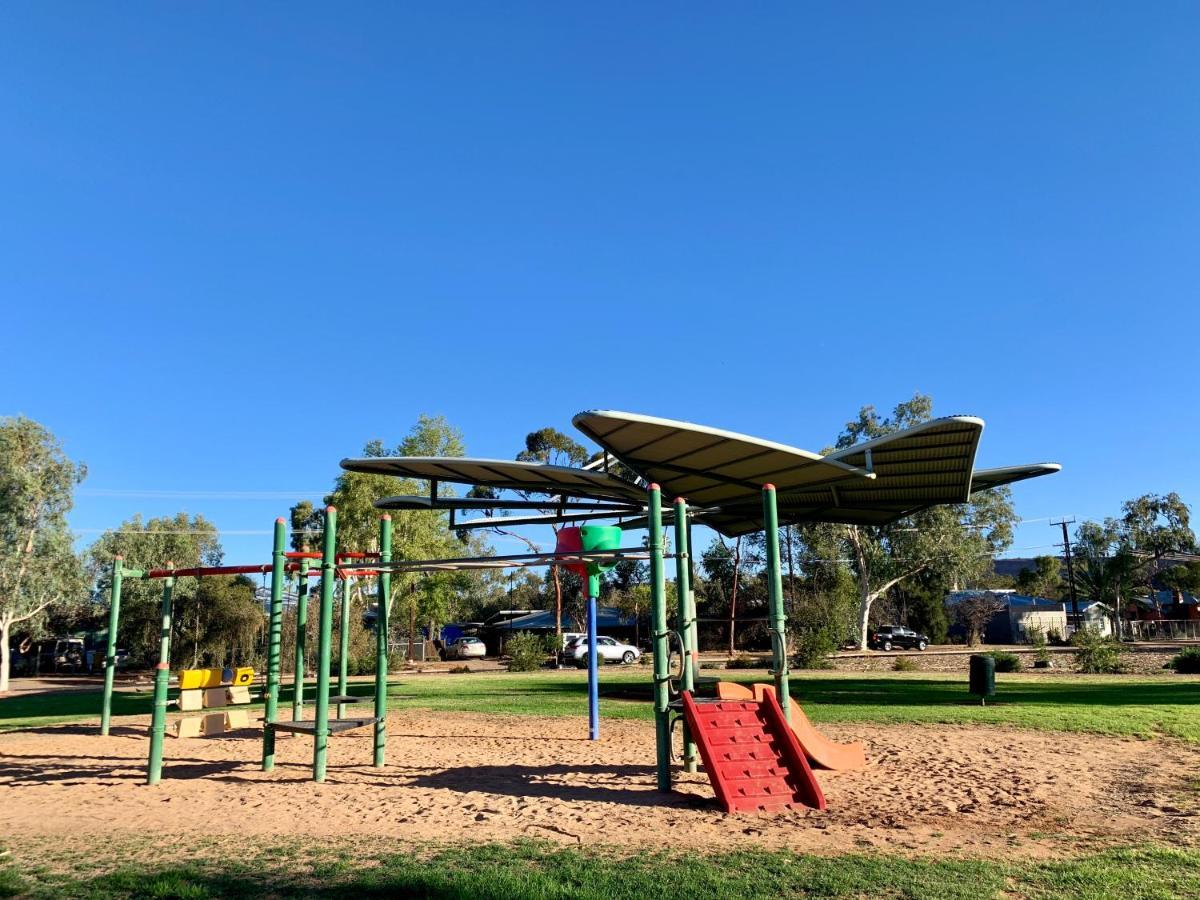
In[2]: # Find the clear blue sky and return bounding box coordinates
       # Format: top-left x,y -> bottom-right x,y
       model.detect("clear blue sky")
3,3 -> 1197,564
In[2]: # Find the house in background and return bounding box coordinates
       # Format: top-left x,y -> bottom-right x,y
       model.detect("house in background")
946,590 -> 1067,644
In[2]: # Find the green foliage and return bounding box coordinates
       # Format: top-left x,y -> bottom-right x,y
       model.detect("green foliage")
86,513 -> 225,666
0,416 -> 88,690
505,631 -> 552,672
1030,626 -> 1051,664
1168,648 -> 1200,674
1016,556 -> 1063,599
792,627 -> 838,669
987,651 -> 1023,673
725,653 -> 762,669
892,656 -> 918,672
1071,627 -> 1124,674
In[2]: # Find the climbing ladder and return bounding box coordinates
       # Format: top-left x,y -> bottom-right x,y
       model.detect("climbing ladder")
680,691 -> 825,814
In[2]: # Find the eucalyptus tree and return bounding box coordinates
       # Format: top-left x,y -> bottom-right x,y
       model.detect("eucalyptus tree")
822,395 -> 1018,649
0,417 -> 89,691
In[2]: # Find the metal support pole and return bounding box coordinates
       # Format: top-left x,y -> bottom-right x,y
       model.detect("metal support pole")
648,485 -> 671,791
292,557 -> 310,721
338,575 -> 352,719
374,515 -> 392,767
261,518 -> 287,771
762,484 -> 791,723
314,506 -> 337,782
100,557 -> 124,735
673,497 -> 697,772
587,575 -> 599,741
147,571 -> 175,785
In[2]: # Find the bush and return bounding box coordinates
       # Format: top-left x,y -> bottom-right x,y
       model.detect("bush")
1046,627 -> 1064,646
987,651 -> 1023,673
1071,627 -> 1124,674
892,657 -> 918,672
448,665 -> 471,674
725,654 -> 762,669
792,627 -> 838,670
1168,647 -> 1200,674
1030,627 -> 1051,665
506,632 -> 553,672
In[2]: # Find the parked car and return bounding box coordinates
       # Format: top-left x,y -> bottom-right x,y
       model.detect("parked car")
570,635 -> 641,666
444,636 -> 487,660
868,625 -> 929,651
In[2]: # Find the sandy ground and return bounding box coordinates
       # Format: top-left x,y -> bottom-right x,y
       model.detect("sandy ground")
1,711 -> 1198,860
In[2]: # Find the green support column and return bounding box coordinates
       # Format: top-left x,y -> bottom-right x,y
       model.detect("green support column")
648,485 -> 672,791
374,515 -> 392,767
338,575 -> 351,719
261,518 -> 287,771
762,484 -> 791,723
292,558 -> 310,721
314,506 -> 338,782
99,557 -> 124,736
147,570 -> 175,785
672,497 -> 698,773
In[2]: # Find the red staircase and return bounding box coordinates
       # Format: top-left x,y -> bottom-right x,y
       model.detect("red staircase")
680,691 -> 826,814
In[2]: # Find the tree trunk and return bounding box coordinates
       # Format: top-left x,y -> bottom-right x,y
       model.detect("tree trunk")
728,537 -> 742,656
856,586 -> 875,651
784,526 -> 797,616
0,616 -> 11,694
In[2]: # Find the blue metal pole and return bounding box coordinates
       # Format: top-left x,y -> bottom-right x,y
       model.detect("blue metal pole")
587,574 -> 599,740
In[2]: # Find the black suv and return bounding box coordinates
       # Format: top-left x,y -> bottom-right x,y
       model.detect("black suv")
869,625 -> 929,651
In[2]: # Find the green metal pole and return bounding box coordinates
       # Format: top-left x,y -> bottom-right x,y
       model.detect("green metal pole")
374,515 -> 392,767
672,497 -> 697,773
99,557 -> 124,736
338,575 -> 351,719
292,557 -> 310,721
147,571 -> 175,785
648,485 -> 672,791
261,518 -> 287,771
314,506 -> 337,782
762,484 -> 791,723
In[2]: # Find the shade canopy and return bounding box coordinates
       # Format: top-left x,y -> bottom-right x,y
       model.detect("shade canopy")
339,456 -> 645,503
571,410 -> 873,507
339,410 -> 1061,537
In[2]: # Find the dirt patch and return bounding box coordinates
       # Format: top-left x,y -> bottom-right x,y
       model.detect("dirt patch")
0,711 -> 1197,860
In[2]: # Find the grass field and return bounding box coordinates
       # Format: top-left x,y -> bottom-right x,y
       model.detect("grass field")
3,669 -> 1198,898
4,668 -> 1198,742
1,838 -> 1199,899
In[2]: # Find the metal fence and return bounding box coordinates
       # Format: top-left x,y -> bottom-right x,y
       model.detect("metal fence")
1126,619 -> 1200,641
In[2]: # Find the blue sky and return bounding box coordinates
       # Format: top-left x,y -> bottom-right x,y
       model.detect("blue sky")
3,3 -> 1198,564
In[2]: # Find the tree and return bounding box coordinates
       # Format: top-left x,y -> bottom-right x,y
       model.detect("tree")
830,395 -> 1017,649
1160,562 -> 1200,604
0,417 -> 88,692
86,513 -> 224,665
1073,520 -> 1137,639
950,592 -> 1006,646
1015,556 -> 1063,599
1119,493 -> 1195,611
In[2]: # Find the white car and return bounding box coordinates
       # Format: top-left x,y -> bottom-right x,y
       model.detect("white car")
445,636 -> 487,660
571,636 -> 641,666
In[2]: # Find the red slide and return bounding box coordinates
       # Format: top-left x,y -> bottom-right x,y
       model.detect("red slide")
680,691 -> 826,814
716,682 -> 867,771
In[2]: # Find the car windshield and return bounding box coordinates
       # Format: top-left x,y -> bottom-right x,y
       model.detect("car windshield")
461,637 -> 481,644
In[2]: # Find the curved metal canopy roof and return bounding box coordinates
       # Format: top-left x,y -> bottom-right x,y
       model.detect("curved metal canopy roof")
339,410 -> 1061,536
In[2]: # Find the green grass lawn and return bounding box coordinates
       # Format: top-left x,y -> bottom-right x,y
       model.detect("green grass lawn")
2,839 -> 1198,900
3,668 -> 1198,742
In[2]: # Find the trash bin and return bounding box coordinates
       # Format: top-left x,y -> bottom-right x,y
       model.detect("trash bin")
969,654 -> 995,705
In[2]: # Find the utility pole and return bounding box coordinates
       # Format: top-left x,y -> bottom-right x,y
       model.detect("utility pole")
1051,518 -> 1080,633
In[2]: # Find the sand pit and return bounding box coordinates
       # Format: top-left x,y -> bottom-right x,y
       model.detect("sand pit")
1,710 -> 1197,859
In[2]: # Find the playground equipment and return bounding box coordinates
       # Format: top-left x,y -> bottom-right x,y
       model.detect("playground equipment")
96,408 -> 1057,810
98,516 -> 394,785
341,409 -> 1059,811
715,682 -> 867,771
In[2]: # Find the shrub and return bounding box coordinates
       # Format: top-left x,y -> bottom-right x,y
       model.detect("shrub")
1030,627 -> 1051,665
1046,627 -> 1064,646
448,665 -> 471,674
506,632 -> 553,672
1071,627 -> 1124,674
792,627 -> 838,670
700,661 -> 722,670
987,651 -> 1023,673
725,654 -> 762,670
892,657 -> 918,672
1168,647 -> 1200,674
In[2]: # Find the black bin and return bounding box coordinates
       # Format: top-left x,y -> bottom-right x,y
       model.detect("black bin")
969,654 -> 995,704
